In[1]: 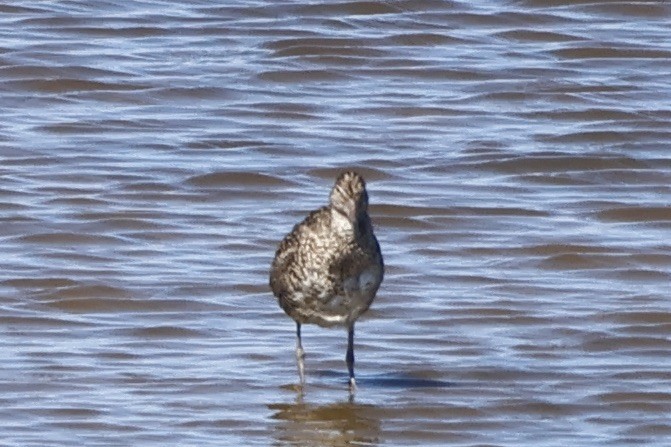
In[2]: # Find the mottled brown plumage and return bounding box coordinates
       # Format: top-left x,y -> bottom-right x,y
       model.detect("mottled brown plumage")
269,171 -> 383,389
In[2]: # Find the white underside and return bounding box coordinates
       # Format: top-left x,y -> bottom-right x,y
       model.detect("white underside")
301,264 -> 381,327
300,291 -> 367,327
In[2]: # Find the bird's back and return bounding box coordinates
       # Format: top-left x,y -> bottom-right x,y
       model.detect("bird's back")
270,206 -> 334,307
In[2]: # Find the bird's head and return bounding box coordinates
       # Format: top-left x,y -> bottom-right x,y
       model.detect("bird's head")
329,171 -> 369,227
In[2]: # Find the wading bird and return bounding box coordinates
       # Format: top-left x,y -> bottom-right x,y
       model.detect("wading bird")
270,171 -> 383,390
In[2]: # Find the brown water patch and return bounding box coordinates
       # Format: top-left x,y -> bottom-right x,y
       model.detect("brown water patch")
600,311 -> 671,325
388,32 -> 467,46
295,1 -> 400,16
597,392 -> 671,404
258,69 -> 351,83
622,423 -> 671,437
539,130 -> 671,144
46,297 -> 216,313
186,171 -> 293,188
525,108 -> 642,121
478,153 -> 647,174
16,232 -> 123,245
596,206 -> 671,223
582,335 -> 671,353
553,47 -> 671,60
539,253 -> 616,270
591,2 -> 671,17
39,284 -> 130,300
45,197 -> 109,206
497,29 -> 583,42
42,407 -> 106,418
272,45 -> 387,58
368,68 -> 492,81
8,78 -> 150,93
495,398 -> 583,416
0,315 -> 89,327
128,326 -> 206,338
614,269 -> 671,282
2,277 -> 79,289
45,421 -> 139,432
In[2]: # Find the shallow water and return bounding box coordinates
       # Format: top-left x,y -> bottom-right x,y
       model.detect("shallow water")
1,1 -> 671,446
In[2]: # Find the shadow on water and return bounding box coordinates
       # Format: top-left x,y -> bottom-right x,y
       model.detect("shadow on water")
317,369 -> 455,389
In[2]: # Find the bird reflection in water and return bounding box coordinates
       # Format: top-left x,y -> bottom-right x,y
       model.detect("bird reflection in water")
268,393 -> 380,446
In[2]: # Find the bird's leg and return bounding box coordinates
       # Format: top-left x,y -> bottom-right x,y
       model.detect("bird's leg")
295,322 -> 305,385
347,324 -> 356,390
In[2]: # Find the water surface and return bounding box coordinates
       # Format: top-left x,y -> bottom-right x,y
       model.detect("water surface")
1,1 -> 671,446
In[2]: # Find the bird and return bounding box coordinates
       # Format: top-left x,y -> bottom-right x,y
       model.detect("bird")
269,171 -> 384,390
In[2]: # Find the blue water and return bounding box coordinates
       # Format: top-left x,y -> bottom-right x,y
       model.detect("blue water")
1,1 -> 671,446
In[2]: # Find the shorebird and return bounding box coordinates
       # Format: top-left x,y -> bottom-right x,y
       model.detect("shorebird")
269,171 -> 384,390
